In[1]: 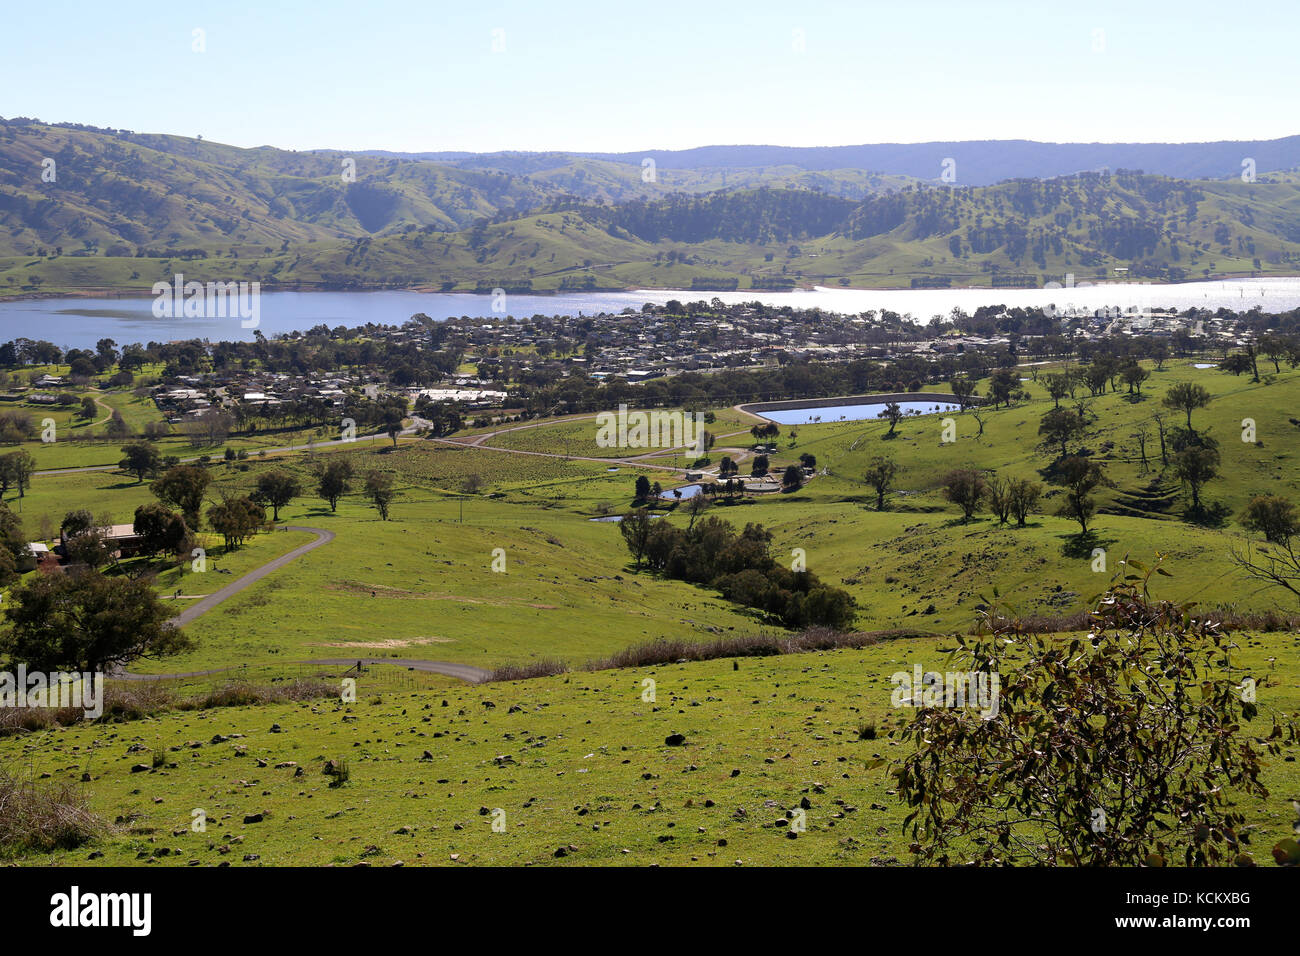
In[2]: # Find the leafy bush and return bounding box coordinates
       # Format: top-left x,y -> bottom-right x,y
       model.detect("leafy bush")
896,558 -> 1297,866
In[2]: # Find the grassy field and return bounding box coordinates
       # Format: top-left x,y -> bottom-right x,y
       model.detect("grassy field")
8,362 -> 1298,664
2,361 -> 1299,865
4,628 -> 1297,866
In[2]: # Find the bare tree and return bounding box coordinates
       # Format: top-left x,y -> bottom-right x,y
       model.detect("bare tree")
1230,538 -> 1300,604
1131,422 -> 1152,474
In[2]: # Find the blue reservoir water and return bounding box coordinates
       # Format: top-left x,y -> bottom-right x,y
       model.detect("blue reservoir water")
760,400 -> 959,425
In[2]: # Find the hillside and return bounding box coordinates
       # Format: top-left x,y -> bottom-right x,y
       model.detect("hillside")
3,363 -> 1300,867
0,119 -> 909,261
6,118 -> 1300,296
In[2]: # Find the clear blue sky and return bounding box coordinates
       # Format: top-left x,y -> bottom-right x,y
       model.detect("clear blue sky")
3,0 -> 1297,153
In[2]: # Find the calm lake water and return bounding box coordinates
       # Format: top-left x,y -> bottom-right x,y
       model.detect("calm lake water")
4,277 -> 1300,349
662,483 -> 704,499
762,400 -> 959,425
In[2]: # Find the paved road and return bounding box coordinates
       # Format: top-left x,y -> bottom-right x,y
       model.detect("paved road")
120,524 -> 492,684
306,658 -> 490,683
168,525 -> 335,627
115,657 -> 491,684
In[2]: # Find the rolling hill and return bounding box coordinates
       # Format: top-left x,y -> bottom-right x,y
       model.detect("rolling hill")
5,118 -> 1300,296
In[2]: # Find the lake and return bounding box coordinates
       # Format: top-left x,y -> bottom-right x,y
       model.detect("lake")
4,277 -> 1300,349
660,483 -> 704,499
760,399 -> 960,425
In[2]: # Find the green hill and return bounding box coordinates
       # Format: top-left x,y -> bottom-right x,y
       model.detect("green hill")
6,118 -> 1300,296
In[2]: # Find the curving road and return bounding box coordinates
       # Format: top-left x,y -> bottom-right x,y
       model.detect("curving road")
120,524 -> 492,683
168,525 -> 335,627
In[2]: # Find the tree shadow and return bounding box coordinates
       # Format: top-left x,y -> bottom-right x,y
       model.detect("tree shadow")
1059,530 -> 1117,559
1183,501 -> 1231,528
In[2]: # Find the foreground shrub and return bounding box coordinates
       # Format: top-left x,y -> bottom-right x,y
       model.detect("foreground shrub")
0,678 -> 338,735
896,557 -> 1298,866
488,660 -> 570,682
583,627 -> 907,671
0,765 -> 105,854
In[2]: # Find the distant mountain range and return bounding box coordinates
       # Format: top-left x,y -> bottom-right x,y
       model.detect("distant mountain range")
4,117 -> 1300,297
372,137 -> 1300,187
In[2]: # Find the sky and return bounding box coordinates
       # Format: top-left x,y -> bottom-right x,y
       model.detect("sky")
3,0 -> 1297,154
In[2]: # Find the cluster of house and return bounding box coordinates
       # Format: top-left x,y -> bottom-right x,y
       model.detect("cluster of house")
25,524 -> 144,573
446,303 -> 1254,387
455,307 -> 894,383
153,372 -> 355,422
10,372 -> 69,405
411,384 -> 508,406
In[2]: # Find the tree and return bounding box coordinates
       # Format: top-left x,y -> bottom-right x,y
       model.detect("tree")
1130,422 -> 1152,474
1151,412 -> 1170,466
1,571 -> 191,691
151,465 -> 212,530
181,409 -> 233,448
878,401 -> 903,436
619,509 -> 654,569
1239,494 -> 1299,544
78,396 -> 98,420
986,474 -> 1013,524
751,454 -> 769,477
254,470 -> 302,522
60,509 -> 95,540
60,510 -> 111,568
1172,442 -> 1220,515
865,457 -> 897,511
1231,537 -> 1300,605
0,450 -> 36,498
316,459 -> 353,512
895,561 -> 1291,866
1037,407 -> 1086,459
1044,373 -> 1070,409
1051,456 -> 1112,536
1007,478 -> 1042,527
986,368 -> 1021,409
133,502 -> 190,558
781,464 -> 803,490
718,456 -> 739,478
634,474 -> 652,502
948,376 -> 976,410
1121,364 -> 1150,397
207,496 -> 264,549
1221,353 -> 1254,377
941,468 -> 988,523
119,442 -> 161,482
364,471 -> 396,520
0,502 -> 28,585
1259,334 -> 1293,374
685,494 -> 709,530
1162,382 -> 1212,432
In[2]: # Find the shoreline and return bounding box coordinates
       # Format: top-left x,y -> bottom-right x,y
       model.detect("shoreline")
2,272 -> 1298,305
